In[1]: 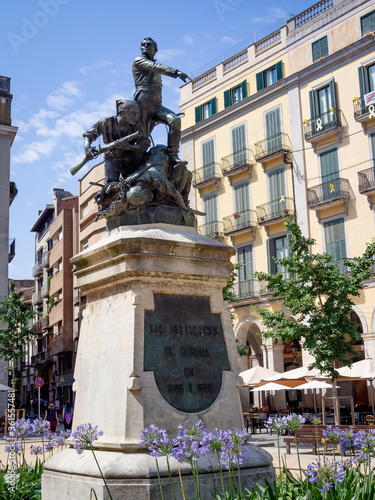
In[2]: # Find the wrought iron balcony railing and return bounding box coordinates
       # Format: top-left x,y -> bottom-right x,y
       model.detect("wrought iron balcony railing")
192,163 -> 221,188
41,281 -> 50,298
256,197 -> 294,224
32,261 -> 43,277
42,315 -> 49,328
307,178 -> 351,209
32,291 -> 42,305
304,108 -> 342,141
254,132 -> 291,162
223,210 -> 257,235
358,167 -> 375,194
221,149 -> 253,176
197,221 -> 224,239
41,251 -> 49,268
234,279 -> 264,300
353,96 -> 375,122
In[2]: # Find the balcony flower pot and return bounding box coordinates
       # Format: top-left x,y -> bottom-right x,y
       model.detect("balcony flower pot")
233,213 -> 240,220
282,209 -> 290,216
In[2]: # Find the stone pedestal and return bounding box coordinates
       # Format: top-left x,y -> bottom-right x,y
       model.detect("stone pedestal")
42,224 -> 274,499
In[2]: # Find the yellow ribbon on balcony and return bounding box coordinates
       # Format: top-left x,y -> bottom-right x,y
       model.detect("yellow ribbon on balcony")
330,184 -> 335,192
353,96 -> 358,105
303,119 -> 308,127
329,107 -> 334,115
280,195 -> 285,201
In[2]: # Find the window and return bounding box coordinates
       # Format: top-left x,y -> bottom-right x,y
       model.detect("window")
265,108 -> 282,154
203,194 -> 218,236
319,148 -> 339,202
312,36 -> 328,62
256,61 -> 283,91
224,80 -> 247,108
195,98 -> 217,123
233,182 -> 250,229
82,239 -> 89,251
58,259 -> 63,272
267,234 -> 290,277
268,167 -> 286,217
324,217 -> 347,272
201,139 -> 215,181
237,245 -> 254,296
81,202 -> 89,218
358,62 -> 375,96
232,124 -> 247,165
361,11 -> 375,36
58,228 -> 63,240
47,239 -> 53,251
309,78 -> 337,130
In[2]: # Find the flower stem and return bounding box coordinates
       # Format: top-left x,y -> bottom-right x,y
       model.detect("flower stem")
216,451 -> 228,500
177,462 -> 186,500
166,457 -> 177,500
91,449 -> 114,500
155,458 -> 166,500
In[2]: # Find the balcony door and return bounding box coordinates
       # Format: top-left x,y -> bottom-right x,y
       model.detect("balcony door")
324,218 -> 347,272
320,148 -> 339,202
234,181 -> 250,229
265,108 -> 281,155
268,167 -> 286,217
203,194 -> 218,237
237,245 -> 254,297
232,124 -> 247,166
202,139 -> 215,181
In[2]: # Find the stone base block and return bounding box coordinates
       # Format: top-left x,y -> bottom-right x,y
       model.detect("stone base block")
42,445 -> 274,499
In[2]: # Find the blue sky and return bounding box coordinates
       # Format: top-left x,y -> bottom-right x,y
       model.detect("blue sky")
3,0 -> 314,279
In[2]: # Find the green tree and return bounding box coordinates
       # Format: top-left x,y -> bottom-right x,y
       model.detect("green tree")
254,219 -> 375,381
0,281 -> 35,388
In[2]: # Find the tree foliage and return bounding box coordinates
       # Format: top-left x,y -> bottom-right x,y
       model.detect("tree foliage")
254,219 -> 375,380
0,281 -> 35,371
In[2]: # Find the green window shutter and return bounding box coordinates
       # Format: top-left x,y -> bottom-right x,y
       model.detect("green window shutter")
211,97 -> 217,115
358,66 -> 366,96
203,195 -> 218,233
224,89 -> 232,109
276,61 -> 283,81
256,71 -> 264,91
269,167 -> 286,202
195,106 -> 202,124
265,108 -> 281,140
361,12 -> 375,36
320,36 -> 328,58
238,245 -> 253,281
324,218 -> 346,264
309,90 -> 316,119
320,148 -> 339,182
329,78 -> 337,109
371,132 -> 375,169
234,182 -> 250,213
232,124 -> 246,153
241,80 -> 248,99
312,40 -> 320,62
266,238 -> 277,275
202,139 -> 215,168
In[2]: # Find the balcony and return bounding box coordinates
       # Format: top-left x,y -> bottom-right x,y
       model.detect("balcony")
32,321 -> 42,335
8,238 -> 15,263
353,96 -> 375,126
41,280 -> 50,298
197,221 -> 224,239
256,197 -> 294,234
358,167 -> 375,207
234,280 -> 264,300
221,149 -> 253,181
32,291 -> 43,306
41,314 -> 50,329
304,109 -> 342,144
32,261 -> 43,277
41,251 -> 49,268
307,178 -> 351,218
192,163 -> 221,190
254,132 -> 291,165
223,210 -> 257,239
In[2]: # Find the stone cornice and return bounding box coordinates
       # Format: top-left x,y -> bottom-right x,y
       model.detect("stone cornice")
0,124 -> 18,145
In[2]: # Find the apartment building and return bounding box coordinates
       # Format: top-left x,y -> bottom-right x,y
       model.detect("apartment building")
0,75 -> 18,415
30,189 -> 78,405
180,0 -> 375,410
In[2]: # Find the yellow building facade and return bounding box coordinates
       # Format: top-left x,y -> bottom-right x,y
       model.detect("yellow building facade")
180,0 -> 375,411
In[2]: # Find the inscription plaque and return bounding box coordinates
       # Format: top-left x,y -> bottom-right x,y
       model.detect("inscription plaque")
144,294 -> 230,413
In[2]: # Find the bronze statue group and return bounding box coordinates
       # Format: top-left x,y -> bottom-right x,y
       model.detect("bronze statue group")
71,37 -> 201,224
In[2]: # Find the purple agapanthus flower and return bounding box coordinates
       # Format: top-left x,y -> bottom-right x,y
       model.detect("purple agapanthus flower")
265,415 -> 288,434
12,418 -> 32,439
323,425 -> 341,443
200,429 -> 230,454
173,438 -> 205,463
148,429 -> 178,458
44,442 -> 55,452
177,419 -> 206,441
30,445 -> 43,456
71,423 -> 103,455
32,417 -> 50,437
139,424 -> 165,448
4,441 -> 22,453
307,459 -> 345,493
285,413 -> 305,432
220,428 -> 247,468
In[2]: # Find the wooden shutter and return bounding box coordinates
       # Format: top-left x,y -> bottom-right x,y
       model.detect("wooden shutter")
265,108 -> 281,154
269,167 -> 286,217
324,218 -> 347,264
320,148 -> 339,182
210,97 -> 217,115
266,238 -> 277,275
195,106 -> 202,124
202,139 -> 215,179
256,71 -> 264,91
276,61 -> 283,81
224,89 -> 232,108
309,90 -> 316,119
234,182 -> 250,213
241,80 -> 248,99
232,124 -> 246,164
238,245 -> 253,281
358,66 -> 366,96
371,132 -> 375,170
203,194 -> 218,234
329,78 -> 337,109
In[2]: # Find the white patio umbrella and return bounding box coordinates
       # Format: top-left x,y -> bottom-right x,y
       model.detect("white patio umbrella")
239,366 -> 279,387
0,383 -> 13,391
337,358 -> 375,379
359,364 -> 375,414
294,380 -> 338,413
265,366 -> 329,382
251,382 -> 292,392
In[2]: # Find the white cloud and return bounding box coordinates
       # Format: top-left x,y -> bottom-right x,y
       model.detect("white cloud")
13,138 -> 56,164
250,7 -> 287,24
78,60 -> 112,75
46,81 -> 82,111
156,49 -> 185,63
221,36 -> 236,44
183,35 -> 194,45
